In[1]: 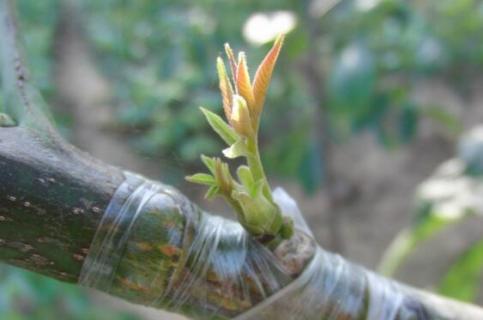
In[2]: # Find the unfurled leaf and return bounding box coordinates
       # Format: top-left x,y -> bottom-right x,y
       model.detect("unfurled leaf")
236,165 -> 263,198
201,154 -> 216,174
237,165 -> 254,189
236,52 -> 256,109
200,107 -> 238,145
229,95 -> 253,137
252,34 -> 284,115
185,173 -> 215,185
214,158 -> 233,194
205,185 -> 220,199
224,43 -> 238,82
188,37 -> 293,240
216,57 -> 234,120
223,139 -> 247,159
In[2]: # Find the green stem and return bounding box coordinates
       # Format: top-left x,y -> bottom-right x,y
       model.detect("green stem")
246,135 -> 272,201
378,229 -> 415,276
223,193 -> 245,218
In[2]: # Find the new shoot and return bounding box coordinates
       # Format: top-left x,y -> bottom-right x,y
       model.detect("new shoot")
186,35 -> 293,243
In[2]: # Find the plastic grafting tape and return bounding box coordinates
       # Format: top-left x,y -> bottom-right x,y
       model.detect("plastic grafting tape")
234,245 -> 409,320
79,171 -> 161,290
233,246 -> 322,320
366,271 -> 405,319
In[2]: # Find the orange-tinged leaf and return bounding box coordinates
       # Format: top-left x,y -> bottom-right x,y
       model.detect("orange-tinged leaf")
236,52 -> 256,110
216,57 -> 234,120
252,34 -> 285,115
230,95 -> 253,137
224,43 -> 238,84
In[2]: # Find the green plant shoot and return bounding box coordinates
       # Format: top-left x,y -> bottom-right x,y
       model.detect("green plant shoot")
186,35 -> 294,242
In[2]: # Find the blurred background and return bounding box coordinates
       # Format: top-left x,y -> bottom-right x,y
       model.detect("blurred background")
1,0 -> 483,318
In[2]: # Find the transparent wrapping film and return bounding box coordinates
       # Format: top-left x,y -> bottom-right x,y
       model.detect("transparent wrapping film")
80,172 -> 443,320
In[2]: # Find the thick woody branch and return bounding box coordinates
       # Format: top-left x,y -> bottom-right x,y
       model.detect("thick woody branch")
0,126 -> 123,282
0,0 -> 124,282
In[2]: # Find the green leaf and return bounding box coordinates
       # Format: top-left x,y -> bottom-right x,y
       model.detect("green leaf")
222,139 -> 247,159
200,107 -> 238,145
236,165 -> 261,197
201,154 -> 216,174
438,238 -> 483,302
185,173 -> 215,185
237,166 -> 254,188
204,185 -> 220,199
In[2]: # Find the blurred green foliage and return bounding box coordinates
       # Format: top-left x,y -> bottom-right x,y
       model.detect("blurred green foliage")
82,0 -> 310,167
13,0 -> 480,190
16,0 -> 57,95
439,238 -> 483,302
0,265 -> 138,320
80,0 -> 476,192
11,0 -> 483,190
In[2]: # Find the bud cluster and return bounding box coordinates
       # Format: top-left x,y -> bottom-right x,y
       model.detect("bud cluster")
186,35 -> 293,242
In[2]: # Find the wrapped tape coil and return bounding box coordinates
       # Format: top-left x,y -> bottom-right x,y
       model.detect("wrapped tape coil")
80,172 -> 435,319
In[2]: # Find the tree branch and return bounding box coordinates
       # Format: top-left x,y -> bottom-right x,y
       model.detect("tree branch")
0,0 -> 124,282
0,126 -> 123,282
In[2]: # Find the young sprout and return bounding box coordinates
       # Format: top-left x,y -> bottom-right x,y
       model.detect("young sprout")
186,35 -> 293,243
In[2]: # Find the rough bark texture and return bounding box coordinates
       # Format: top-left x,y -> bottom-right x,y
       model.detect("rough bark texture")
0,126 -> 123,282
0,0 -> 124,282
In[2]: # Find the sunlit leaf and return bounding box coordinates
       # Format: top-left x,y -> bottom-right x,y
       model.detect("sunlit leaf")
205,185 -> 220,199
201,154 -> 216,174
223,139 -> 247,159
224,43 -> 238,81
216,57 -> 234,120
229,95 -> 253,137
185,173 -> 215,185
236,165 -> 256,195
252,34 -> 284,114
236,52 -> 256,109
200,107 -> 238,145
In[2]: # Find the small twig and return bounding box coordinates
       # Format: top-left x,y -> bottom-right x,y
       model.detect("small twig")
0,0 -> 60,140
